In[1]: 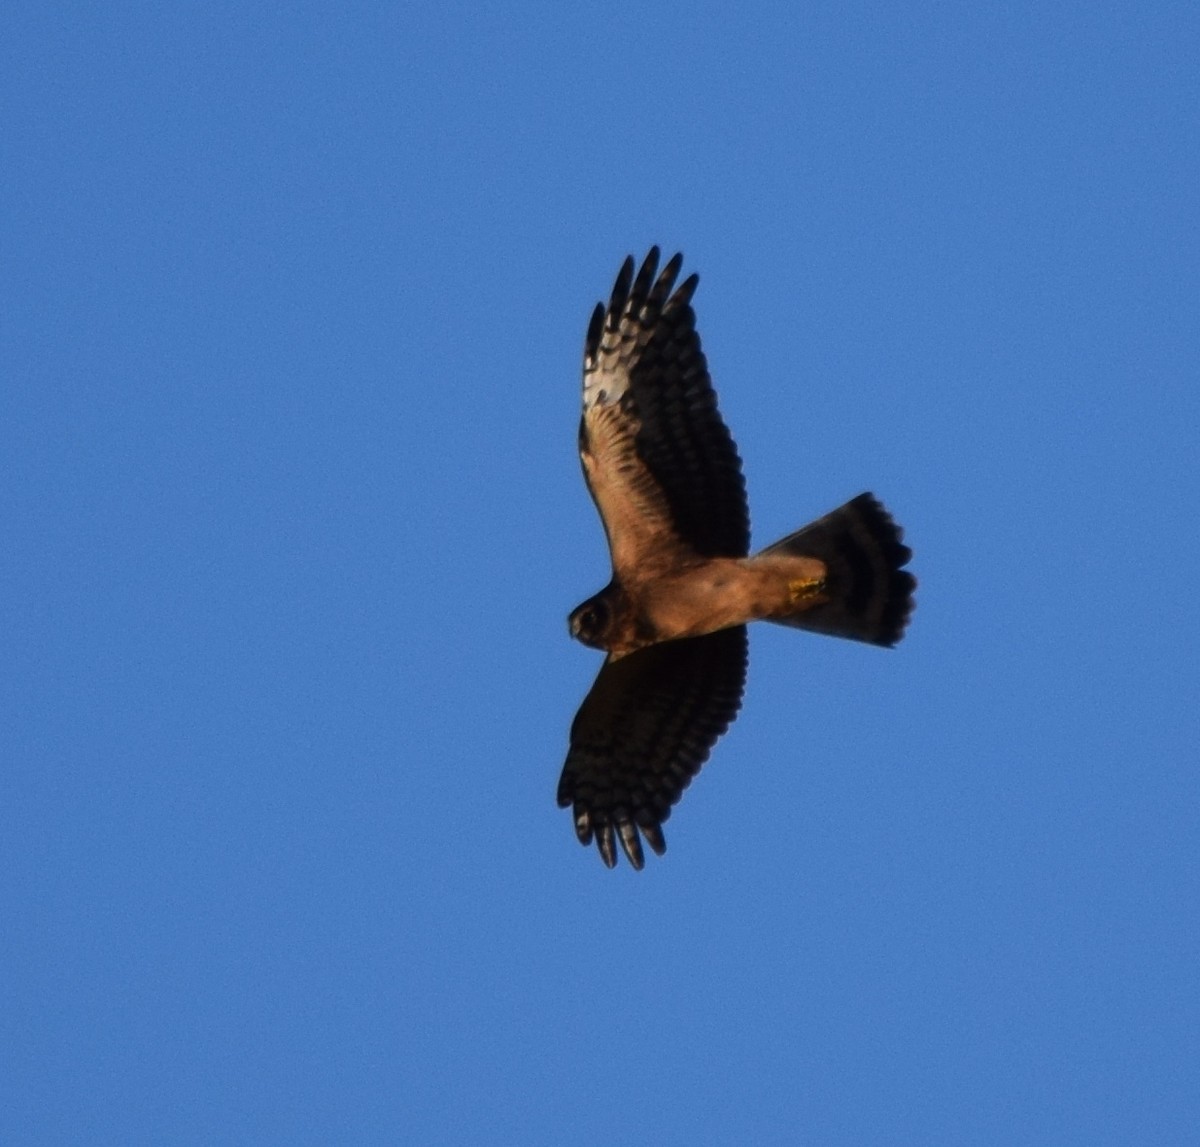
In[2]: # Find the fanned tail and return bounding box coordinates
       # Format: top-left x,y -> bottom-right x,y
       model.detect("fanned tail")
759,492 -> 915,647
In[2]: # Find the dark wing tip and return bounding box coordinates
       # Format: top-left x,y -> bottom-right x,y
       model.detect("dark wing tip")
670,270 -> 700,309
572,806 -> 593,844
646,252 -> 684,312
596,822 -> 618,868
569,806 -> 661,870
618,821 -> 645,870
639,820 -> 666,857
585,302 -> 606,363
607,255 -> 637,326
630,248 -> 661,303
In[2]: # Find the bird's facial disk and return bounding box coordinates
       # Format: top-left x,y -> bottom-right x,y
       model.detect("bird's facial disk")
568,595 -> 611,649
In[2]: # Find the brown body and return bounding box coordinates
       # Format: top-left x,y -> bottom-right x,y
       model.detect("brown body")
559,249 -> 916,869
575,554 -> 828,658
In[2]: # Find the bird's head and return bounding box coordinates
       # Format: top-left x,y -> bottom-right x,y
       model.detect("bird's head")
568,592 -> 614,650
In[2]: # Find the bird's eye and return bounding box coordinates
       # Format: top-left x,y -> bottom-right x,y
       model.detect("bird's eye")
581,602 -> 608,636
570,598 -> 611,644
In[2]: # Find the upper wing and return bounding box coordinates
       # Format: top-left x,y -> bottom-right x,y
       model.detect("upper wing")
557,626 -> 748,869
579,248 -> 750,575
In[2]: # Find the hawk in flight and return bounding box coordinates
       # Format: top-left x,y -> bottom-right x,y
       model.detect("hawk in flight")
559,249 -> 915,869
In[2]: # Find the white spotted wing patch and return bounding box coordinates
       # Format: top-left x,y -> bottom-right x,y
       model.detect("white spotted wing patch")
578,247 -> 749,560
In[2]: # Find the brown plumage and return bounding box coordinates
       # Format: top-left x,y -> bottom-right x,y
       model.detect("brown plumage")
558,249 -> 916,869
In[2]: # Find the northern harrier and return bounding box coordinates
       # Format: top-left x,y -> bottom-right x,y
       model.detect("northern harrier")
559,249 -> 915,869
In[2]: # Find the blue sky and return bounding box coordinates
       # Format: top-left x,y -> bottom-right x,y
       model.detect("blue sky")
4,3 -> 1197,1143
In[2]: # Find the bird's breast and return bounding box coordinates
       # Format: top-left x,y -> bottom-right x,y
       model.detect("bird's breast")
636,560 -> 763,642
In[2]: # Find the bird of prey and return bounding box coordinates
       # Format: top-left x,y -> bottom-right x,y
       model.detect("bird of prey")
558,248 -> 916,870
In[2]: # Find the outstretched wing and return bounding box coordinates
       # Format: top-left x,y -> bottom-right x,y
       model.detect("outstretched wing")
579,248 -> 750,575
557,626 -> 748,869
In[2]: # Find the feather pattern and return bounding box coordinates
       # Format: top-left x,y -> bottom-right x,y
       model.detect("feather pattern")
560,249 -> 915,870
581,248 -> 750,565
558,627 -> 748,869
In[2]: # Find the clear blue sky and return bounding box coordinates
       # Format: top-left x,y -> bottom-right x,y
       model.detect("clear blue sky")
4,3 -> 1197,1144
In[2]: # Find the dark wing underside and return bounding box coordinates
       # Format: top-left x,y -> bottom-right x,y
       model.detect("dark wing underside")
581,248 -> 750,561
557,626 -> 748,869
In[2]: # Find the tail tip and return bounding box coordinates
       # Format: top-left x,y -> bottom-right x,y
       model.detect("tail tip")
851,493 -> 915,646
